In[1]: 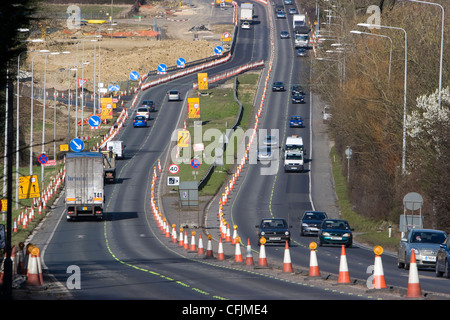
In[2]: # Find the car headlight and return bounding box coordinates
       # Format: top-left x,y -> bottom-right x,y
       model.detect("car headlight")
343,233 -> 351,237
322,232 -> 330,236
412,248 -> 420,255
302,223 -> 308,227
260,231 -> 265,236
285,231 -> 290,236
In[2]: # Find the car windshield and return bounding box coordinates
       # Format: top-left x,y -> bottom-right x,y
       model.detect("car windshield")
323,220 -> 350,230
143,101 -> 153,105
285,153 -> 302,160
258,147 -> 271,153
411,231 -> 446,244
138,108 -> 148,112
135,116 -> 145,120
291,116 -> 302,120
304,212 -> 326,220
169,90 -> 178,94
286,145 -> 303,151
261,219 -> 287,229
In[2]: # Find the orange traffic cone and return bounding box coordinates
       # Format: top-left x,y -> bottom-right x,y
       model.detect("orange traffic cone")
225,224 -> 232,242
171,225 -> 177,244
178,228 -> 184,247
205,235 -> 214,258
282,241 -> 294,273
372,246 -> 387,289
183,231 -> 189,250
197,234 -> 204,255
256,238 -> 269,268
26,246 -> 45,287
217,238 -> 225,261
308,242 -> 321,277
406,250 -> 422,298
232,225 -> 238,244
234,237 -> 243,263
189,231 -> 197,252
337,245 -> 351,284
245,238 -> 254,266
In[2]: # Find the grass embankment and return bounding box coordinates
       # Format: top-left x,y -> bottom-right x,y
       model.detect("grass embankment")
330,146 -> 401,252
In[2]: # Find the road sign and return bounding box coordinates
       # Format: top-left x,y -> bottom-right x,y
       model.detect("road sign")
70,138 -> 85,152
214,46 -> 223,55
42,159 -> 56,167
89,115 -> 101,128
188,97 -> 200,119
168,176 -> 180,186
1,199 -> 7,212
191,158 -> 201,169
177,130 -> 190,148
18,175 -> 40,199
60,144 -> 69,151
78,78 -> 87,88
108,84 -> 120,92
176,58 -> 186,68
157,63 -> 167,74
198,73 -> 208,91
169,163 -> 180,175
38,153 -> 48,164
129,71 -> 140,81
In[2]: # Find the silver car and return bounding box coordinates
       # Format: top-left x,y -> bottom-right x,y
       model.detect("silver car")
397,229 -> 447,270
257,146 -> 273,161
168,90 -> 181,101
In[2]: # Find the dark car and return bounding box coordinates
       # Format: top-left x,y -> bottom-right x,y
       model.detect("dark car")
280,31 -> 289,39
300,211 -> 327,236
256,218 -> 291,245
296,48 -> 307,57
289,115 -> 304,128
436,235 -> 450,278
397,228 -> 447,270
142,100 -> 155,112
291,85 -> 304,95
133,115 -> 147,127
318,219 -> 353,247
272,81 -> 285,91
292,92 -> 305,104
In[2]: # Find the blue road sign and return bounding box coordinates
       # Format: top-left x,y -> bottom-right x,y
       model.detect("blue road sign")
129,71 -> 140,81
190,158 -> 201,169
70,138 -> 85,152
157,63 -> 167,73
38,153 -> 48,164
176,58 -> 186,68
214,46 -> 223,55
108,84 -> 120,92
88,115 -> 101,128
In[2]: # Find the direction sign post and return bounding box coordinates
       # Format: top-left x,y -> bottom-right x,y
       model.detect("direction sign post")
129,71 -> 140,81
176,58 -> 186,68
88,115 -> 101,128
70,138 -> 85,152
157,63 -> 167,74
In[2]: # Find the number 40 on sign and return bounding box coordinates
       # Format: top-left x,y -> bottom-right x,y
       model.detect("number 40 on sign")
169,163 -> 179,174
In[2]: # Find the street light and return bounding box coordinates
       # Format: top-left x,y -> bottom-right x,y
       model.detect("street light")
358,22 -> 408,174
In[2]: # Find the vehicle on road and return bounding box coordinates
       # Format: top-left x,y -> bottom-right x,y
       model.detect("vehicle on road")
133,115 -> 147,127
283,0 -> 292,4
137,107 -> 150,120
397,228 -> 447,270
318,219 -> 353,247
106,140 -> 125,159
289,7 -> 297,14
323,105 -> 332,122
142,100 -> 155,112
102,150 -> 116,184
241,21 -> 251,29
65,152 -> 104,221
263,135 -> 278,146
291,84 -> 304,95
256,218 -> 291,245
289,115 -> 304,128
276,10 -> 286,19
168,90 -> 181,101
280,31 -> 289,39
272,81 -> 285,91
284,135 -> 304,172
436,236 -> 450,278
300,211 -> 327,236
292,92 -> 305,104
296,48 -> 307,57
240,3 -> 253,22
257,146 -> 273,161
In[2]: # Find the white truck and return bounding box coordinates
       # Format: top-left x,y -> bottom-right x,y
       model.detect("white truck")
240,3 -> 254,22
106,140 -> 125,159
65,152 -> 105,220
284,135 -> 304,172
292,14 -> 310,48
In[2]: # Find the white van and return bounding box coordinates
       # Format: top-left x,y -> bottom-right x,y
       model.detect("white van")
106,140 -> 125,159
284,135 -> 304,172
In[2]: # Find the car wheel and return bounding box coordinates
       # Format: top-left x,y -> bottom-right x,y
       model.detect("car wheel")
444,259 -> 450,279
436,259 -> 444,277
397,257 -> 405,269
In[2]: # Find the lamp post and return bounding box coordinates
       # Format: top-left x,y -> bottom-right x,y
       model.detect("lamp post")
358,23 -> 408,174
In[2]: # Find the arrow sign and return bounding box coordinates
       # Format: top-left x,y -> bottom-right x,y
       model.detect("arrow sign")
176,58 -> 186,68
70,138 -> 85,152
129,71 -> 140,81
108,84 -> 120,92
157,63 -> 167,74
214,46 -> 223,55
88,115 -> 101,128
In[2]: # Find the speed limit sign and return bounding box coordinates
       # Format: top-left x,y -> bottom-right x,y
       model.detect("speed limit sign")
168,163 -> 180,174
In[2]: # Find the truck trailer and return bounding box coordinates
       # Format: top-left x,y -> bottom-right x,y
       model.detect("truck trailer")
240,3 -> 254,22
65,152 -> 104,221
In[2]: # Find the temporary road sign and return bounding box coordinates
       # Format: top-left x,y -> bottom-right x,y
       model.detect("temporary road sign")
88,115 -> 101,128
169,163 -> 180,174
168,176 -> 180,186
18,175 -> 40,199
177,130 -> 190,148
70,138 -> 85,152
176,58 -> 186,68
214,46 -> 223,55
38,153 -> 48,164
129,71 -> 140,81
157,63 -> 167,74
191,158 -> 201,169
108,84 -> 120,92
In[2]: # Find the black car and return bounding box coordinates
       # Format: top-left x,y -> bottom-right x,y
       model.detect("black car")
272,81 -> 285,91
318,219 -> 354,248
291,85 -> 304,95
256,218 -> 291,245
292,92 -> 305,104
300,211 -> 327,236
142,100 -> 155,112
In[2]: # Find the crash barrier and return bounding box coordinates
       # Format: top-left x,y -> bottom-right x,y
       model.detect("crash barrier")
93,108 -> 129,150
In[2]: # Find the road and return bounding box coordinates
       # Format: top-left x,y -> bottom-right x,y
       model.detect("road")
27,0 -> 450,306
